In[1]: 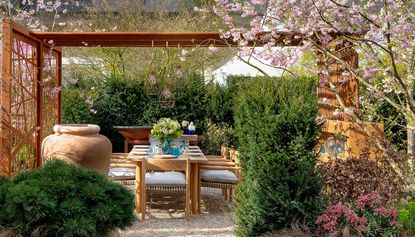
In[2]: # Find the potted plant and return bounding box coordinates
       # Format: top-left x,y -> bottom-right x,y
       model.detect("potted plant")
151,118 -> 183,153
181,120 -> 196,135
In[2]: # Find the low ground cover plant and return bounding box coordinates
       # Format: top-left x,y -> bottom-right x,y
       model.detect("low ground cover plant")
316,192 -> 398,237
0,159 -> 135,237
397,200 -> 415,236
317,157 -> 406,204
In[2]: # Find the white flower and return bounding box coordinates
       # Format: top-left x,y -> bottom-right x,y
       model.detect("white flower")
188,122 -> 196,131
208,45 -> 218,52
344,108 -> 354,115
169,129 -> 174,134
333,109 -> 341,116
182,120 -> 189,127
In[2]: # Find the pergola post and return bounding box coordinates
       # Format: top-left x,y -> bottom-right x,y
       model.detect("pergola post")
1,20 -> 13,176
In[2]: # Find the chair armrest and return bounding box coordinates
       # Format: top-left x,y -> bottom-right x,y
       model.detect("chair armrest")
110,164 -> 136,168
204,161 -> 237,166
206,157 -> 229,161
199,165 -> 240,171
205,155 -> 227,161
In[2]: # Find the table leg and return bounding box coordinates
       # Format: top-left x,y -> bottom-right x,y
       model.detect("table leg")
135,161 -> 141,213
191,163 -> 199,214
197,163 -> 201,213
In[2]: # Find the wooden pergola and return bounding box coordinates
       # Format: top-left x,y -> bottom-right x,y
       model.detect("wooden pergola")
0,19 -> 359,176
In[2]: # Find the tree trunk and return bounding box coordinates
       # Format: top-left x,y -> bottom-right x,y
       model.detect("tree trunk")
407,88 -> 414,170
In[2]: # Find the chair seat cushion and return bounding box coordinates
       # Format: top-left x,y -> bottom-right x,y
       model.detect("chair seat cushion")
201,170 -> 238,184
109,167 -> 135,179
145,172 -> 186,187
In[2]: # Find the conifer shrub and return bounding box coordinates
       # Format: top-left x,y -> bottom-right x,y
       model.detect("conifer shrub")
0,159 -> 135,237
233,77 -> 323,236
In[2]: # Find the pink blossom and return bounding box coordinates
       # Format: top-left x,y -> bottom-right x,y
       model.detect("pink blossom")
90,109 -> 97,114
51,87 -> 61,95
251,0 -> 265,5
69,79 -> 78,85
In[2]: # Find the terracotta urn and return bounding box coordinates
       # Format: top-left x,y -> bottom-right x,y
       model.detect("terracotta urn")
42,124 -> 112,174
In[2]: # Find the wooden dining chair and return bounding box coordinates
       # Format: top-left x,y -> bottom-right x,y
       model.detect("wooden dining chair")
199,148 -> 240,203
136,158 -> 191,221
108,153 -> 136,186
205,146 -> 230,161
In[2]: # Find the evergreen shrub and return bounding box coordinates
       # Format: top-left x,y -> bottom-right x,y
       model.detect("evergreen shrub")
233,76 -> 323,236
0,159 -> 135,237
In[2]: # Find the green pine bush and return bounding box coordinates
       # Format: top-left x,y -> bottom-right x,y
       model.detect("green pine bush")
233,76 -> 323,236
0,159 -> 136,237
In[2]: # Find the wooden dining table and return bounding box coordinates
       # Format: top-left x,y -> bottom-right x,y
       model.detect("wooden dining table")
127,145 -> 208,214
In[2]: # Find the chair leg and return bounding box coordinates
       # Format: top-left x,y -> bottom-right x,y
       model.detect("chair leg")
197,169 -> 201,213
224,188 -> 228,200
140,163 -> 146,222
141,187 -> 146,221
229,188 -> 233,201
135,165 -> 141,214
185,188 -> 190,221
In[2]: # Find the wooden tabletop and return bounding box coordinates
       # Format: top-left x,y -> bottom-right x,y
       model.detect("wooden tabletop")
127,145 -> 208,162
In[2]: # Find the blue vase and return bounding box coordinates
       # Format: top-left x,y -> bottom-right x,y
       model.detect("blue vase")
183,127 -> 195,135
162,139 -> 173,154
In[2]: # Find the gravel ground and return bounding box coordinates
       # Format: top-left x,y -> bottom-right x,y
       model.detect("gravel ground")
120,188 -> 236,237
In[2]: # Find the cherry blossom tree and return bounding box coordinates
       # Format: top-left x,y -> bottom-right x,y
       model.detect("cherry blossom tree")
0,0 -> 78,31
210,0 -> 415,171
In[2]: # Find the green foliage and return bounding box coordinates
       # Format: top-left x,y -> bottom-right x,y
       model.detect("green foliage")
397,201 -> 415,235
0,159 -> 135,237
201,120 -> 237,155
62,73 -> 241,152
233,76 -> 323,236
62,87 -> 96,124
205,76 -> 240,125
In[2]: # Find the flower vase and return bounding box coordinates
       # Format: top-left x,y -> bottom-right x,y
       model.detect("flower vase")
162,139 -> 173,154
183,127 -> 195,135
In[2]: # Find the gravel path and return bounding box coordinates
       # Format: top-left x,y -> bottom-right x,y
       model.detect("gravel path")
121,188 -> 236,237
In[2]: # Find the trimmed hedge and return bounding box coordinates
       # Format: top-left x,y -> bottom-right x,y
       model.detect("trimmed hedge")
0,159 -> 135,237
233,76 -> 323,236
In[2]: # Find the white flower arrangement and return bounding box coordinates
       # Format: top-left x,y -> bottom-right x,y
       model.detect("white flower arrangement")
151,118 -> 183,141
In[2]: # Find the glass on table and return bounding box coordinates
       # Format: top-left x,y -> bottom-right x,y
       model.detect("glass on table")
147,145 -> 155,158
149,135 -> 159,146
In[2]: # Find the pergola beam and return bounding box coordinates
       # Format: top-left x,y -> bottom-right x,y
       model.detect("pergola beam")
30,31 -> 303,47
30,32 -> 230,47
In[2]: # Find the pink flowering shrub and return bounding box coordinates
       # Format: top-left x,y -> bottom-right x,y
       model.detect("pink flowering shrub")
316,192 -> 398,237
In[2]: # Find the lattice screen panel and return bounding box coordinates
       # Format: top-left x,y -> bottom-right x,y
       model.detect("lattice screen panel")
42,50 -> 60,138
1,20 -> 62,177
9,36 -> 38,175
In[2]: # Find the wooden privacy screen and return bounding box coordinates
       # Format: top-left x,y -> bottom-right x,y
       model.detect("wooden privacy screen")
1,20 -> 62,176
317,44 -> 359,121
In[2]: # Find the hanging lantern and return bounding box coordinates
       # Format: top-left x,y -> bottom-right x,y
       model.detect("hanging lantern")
159,85 -> 175,109
144,70 -> 160,96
